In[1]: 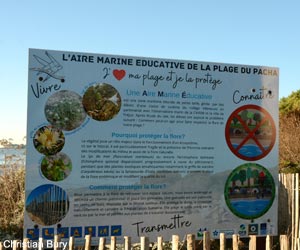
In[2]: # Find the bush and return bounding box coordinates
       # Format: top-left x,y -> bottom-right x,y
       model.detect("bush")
279,113 -> 300,171
0,150 -> 25,240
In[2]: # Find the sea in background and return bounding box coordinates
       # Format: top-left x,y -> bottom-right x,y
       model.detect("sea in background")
0,147 -> 26,166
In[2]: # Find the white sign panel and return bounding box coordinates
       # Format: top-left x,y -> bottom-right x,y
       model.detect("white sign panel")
25,49 -> 279,242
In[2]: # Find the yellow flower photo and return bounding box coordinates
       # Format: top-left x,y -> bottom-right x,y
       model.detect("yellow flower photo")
33,126 -> 65,155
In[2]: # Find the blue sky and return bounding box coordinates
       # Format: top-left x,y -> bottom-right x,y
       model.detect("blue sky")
1,0 -> 299,144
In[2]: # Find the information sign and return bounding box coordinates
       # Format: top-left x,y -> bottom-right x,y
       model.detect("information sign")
25,49 -> 279,242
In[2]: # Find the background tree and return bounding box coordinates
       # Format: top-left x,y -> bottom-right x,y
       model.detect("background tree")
279,90 -> 300,116
231,172 -> 240,187
238,169 -> 247,185
279,90 -> 300,172
252,169 -> 259,185
240,110 -> 249,123
246,167 -> 252,187
246,111 -> 254,125
253,112 -> 262,125
232,116 -> 239,125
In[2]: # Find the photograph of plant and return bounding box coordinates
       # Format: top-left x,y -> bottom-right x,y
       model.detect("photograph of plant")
26,184 -> 69,226
224,163 -> 275,219
40,152 -> 72,181
44,90 -> 87,131
82,83 -> 121,121
33,126 -> 65,155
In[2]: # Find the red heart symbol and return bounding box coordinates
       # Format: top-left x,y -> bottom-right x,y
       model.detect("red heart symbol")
113,69 -> 126,81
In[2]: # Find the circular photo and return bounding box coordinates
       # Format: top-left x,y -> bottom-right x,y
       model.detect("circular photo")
224,163 -> 275,219
82,83 -> 121,121
40,152 -> 72,181
45,90 -> 87,131
26,184 -> 69,226
225,105 -> 276,161
33,126 -> 65,155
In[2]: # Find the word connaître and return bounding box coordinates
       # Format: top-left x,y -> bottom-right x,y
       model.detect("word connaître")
233,88 -> 274,104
